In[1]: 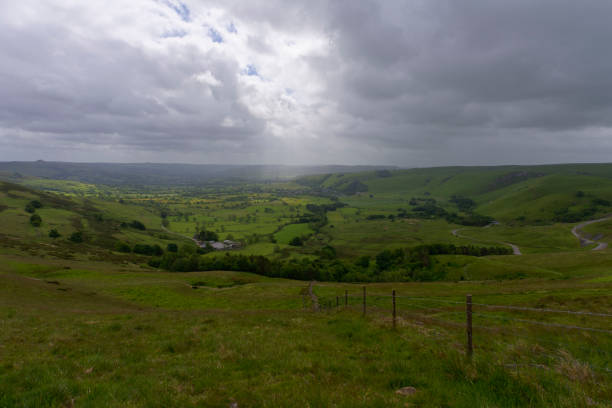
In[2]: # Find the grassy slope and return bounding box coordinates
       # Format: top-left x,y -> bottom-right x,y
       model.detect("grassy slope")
2,253 -> 612,407
295,164 -> 612,257
274,223 -> 314,244
3,170 -> 612,406
0,181 -> 174,257
306,164 -> 612,222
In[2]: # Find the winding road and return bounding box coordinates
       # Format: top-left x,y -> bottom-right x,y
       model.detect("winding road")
451,225 -> 522,255
571,215 -> 612,251
452,215 -> 612,255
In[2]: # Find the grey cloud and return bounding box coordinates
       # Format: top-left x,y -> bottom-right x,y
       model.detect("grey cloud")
0,10 -> 264,156
324,0 -> 612,133
2,0 -> 612,165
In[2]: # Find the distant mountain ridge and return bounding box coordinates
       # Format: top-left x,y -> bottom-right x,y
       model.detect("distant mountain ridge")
0,161 -> 396,186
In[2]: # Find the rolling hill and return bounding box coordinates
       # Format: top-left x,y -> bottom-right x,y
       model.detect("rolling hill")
297,163 -> 612,224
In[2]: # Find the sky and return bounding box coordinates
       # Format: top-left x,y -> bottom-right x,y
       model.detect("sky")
2,0 -> 612,166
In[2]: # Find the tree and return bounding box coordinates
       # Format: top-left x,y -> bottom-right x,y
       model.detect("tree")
129,220 -> 146,230
167,243 -> 178,252
115,241 -> 131,253
48,229 -> 61,238
69,231 -> 83,243
289,236 -> 303,246
355,255 -> 370,268
30,214 -> 42,227
375,250 -> 394,271
133,244 -> 163,256
319,245 -> 337,260
25,200 -> 42,214
194,229 -> 219,242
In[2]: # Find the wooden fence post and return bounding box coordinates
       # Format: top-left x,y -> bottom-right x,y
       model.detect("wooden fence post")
392,290 -> 396,329
345,290 -> 348,307
362,286 -> 366,316
466,294 -> 473,359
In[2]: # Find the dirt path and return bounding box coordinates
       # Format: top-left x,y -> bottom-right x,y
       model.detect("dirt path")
452,224 -> 522,255
571,215 -> 612,251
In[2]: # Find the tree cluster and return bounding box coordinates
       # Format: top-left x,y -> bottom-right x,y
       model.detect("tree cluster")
194,229 -> 219,241
148,242 -> 510,282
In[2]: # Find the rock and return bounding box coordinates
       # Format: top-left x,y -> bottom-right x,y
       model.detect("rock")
396,386 -> 417,396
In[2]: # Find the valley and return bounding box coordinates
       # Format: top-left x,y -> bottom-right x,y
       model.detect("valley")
2,162 -> 612,407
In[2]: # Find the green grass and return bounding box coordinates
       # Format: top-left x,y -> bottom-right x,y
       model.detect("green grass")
303,164 -> 612,224
582,219 -> 612,242
3,167 -> 612,405
1,253 -> 612,407
274,223 -> 314,244
454,223 -> 581,254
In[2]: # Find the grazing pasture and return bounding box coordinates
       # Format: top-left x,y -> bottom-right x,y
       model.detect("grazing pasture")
2,163 -> 612,406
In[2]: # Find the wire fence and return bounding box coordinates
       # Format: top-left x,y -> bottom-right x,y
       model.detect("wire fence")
306,285 -> 612,377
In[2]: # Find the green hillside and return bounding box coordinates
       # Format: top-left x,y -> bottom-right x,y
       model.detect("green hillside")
2,167 -> 612,406
3,164 -> 612,284
298,163 -> 612,224
0,181 -> 173,261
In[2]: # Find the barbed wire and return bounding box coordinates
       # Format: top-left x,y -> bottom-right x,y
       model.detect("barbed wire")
337,292 -> 612,318
472,312 -> 612,334
471,303 -> 612,318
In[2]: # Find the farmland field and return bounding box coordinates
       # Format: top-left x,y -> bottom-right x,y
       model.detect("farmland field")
2,163 -> 612,406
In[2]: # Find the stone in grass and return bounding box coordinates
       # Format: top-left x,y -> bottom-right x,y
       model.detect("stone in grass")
396,386 -> 417,396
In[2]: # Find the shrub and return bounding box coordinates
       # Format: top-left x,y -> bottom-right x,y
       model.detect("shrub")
593,198 -> 611,206
48,229 -> 61,238
129,220 -> 146,230
289,236 -> 303,246
25,200 -> 42,213
29,214 -> 42,227
69,231 -> 83,243
194,229 -> 219,241
115,242 -> 132,253
319,245 -> 337,260
166,243 -> 178,252
133,244 -> 163,256
355,255 -> 370,268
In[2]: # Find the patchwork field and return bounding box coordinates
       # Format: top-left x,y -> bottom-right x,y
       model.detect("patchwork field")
2,163 -> 612,406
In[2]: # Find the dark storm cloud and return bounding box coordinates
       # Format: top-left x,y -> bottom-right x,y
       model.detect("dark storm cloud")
1,0 -> 612,165
324,0 -> 612,132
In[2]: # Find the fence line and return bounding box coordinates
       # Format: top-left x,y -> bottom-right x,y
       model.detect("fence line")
471,303 -> 612,318
313,287 -> 612,375
366,294 -> 612,318
472,312 -> 612,334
